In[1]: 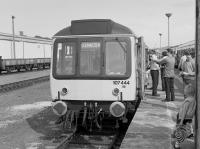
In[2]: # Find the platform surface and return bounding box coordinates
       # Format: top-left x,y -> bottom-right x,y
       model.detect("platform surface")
120,73 -> 195,149
0,70 -> 50,85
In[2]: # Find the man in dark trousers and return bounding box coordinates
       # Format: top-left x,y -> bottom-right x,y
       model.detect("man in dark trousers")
153,48 -> 175,101
160,51 -> 168,91
149,50 -> 160,96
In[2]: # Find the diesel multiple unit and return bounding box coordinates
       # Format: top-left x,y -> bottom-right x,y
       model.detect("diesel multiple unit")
51,19 -> 146,131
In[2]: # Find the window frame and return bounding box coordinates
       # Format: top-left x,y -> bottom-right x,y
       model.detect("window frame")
78,38 -> 103,77
52,37 -> 131,80
104,37 -> 130,77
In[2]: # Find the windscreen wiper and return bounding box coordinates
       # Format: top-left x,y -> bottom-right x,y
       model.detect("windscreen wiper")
115,38 -> 127,53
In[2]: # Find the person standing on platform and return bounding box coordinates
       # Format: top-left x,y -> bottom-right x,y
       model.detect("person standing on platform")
153,48 -> 175,102
178,52 -> 187,71
149,50 -> 160,96
160,51 -> 168,91
179,51 -> 195,97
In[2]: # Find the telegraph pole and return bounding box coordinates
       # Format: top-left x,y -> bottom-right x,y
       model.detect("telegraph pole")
12,16 -> 16,59
196,0 -> 200,148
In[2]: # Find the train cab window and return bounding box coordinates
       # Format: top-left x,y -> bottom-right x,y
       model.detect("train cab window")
56,42 -> 76,75
105,41 -> 127,75
80,42 -> 101,75
53,38 -> 131,79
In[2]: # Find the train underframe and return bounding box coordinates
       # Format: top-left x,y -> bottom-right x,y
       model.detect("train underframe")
52,97 -> 141,131
0,63 -> 50,74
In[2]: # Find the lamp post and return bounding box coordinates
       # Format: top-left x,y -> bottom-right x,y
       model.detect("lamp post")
12,16 -> 16,59
165,13 -> 172,48
159,33 -> 162,51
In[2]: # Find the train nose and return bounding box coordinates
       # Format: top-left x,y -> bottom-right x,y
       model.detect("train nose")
109,101 -> 125,117
52,101 -> 68,116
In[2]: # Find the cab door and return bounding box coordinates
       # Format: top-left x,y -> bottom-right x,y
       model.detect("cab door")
136,37 -> 146,100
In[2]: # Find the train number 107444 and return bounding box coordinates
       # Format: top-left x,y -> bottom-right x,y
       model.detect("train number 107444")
113,81 -> 130,85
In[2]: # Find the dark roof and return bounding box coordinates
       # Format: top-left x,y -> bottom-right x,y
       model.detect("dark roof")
54,19 -> 133,36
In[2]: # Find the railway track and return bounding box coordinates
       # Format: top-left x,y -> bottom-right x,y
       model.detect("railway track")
0,75 -> 49,94
56,110 -> 136,149
56,129 -> 119,149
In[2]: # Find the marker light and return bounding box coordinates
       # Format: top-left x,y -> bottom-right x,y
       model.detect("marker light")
61,87 -> 68,96
109,101 -> 125,117
112,88 -> 119,96
52,101 -> 67,116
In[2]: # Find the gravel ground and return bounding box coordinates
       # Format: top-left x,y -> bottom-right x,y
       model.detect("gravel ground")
0,81 -> 73,149
0,70 -> 50,85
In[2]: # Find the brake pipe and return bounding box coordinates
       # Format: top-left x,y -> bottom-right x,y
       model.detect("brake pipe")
82,102 -> 87,127
94,102 -> 101,129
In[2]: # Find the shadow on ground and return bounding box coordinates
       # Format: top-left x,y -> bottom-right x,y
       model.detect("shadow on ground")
26,107 -> 73,146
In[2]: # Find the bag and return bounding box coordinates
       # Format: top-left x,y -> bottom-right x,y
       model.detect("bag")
174,124 -> 191,143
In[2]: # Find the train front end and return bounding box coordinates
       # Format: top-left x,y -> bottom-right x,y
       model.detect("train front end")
50,20 -> 141,129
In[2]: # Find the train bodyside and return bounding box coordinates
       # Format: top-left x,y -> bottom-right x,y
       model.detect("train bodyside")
50,19 -> 144,129
0,57 -> 50,73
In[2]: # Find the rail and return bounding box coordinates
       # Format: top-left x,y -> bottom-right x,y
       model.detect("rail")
56,110 -> 136,149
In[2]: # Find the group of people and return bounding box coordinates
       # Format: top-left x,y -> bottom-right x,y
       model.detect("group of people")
148,48 -> 175,102
147,49 -> 196,149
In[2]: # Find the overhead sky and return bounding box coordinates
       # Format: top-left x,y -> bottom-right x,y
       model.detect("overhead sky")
0,0 -> 195,49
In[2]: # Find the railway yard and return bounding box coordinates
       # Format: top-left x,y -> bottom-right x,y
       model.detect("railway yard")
0,19 -> 196,149
0,70 -> 194,149
0,0 -> 197,148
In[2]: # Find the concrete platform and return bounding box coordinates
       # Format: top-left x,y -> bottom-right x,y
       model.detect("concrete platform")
120,102 -> 174,149
0,70 -> 50,85
120,74 -> 195,149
